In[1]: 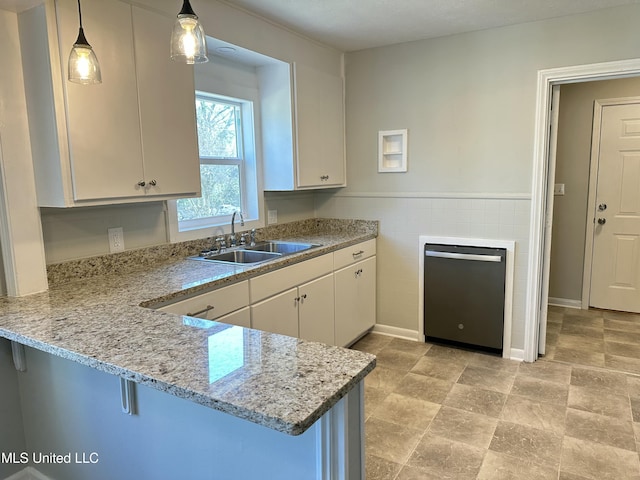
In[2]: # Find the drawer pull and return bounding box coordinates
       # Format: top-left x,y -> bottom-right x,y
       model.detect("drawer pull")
352,250 -> 364,258
187,304 -> 214,317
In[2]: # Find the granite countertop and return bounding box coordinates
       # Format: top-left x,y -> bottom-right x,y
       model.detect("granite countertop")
0,219 -> 377,435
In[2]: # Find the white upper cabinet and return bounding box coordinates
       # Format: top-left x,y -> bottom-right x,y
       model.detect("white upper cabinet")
19,0 -> 200,207
259,62 -> 346,191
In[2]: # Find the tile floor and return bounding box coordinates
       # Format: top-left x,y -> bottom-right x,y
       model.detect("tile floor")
352,318 -> 640,480
544,306 -> 640,375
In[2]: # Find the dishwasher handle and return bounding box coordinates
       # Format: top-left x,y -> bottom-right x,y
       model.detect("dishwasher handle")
425,250 -> 502,263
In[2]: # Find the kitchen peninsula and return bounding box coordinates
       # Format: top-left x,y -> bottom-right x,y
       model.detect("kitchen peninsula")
0,219 -> 377,480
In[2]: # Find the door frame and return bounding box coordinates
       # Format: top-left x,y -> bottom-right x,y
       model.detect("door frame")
525,58 -> 640,362
581,96 -> 640,310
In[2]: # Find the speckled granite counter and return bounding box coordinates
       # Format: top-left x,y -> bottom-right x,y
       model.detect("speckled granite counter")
0,219 -> 377,435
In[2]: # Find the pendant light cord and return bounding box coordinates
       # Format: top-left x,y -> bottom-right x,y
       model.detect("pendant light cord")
77,0 -> 83,29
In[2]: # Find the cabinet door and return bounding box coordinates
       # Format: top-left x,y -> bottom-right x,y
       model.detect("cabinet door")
56,0 -> 144,201
216,307 -> 251,328
334,257 -> 376,347
293,63 -> 345,188
132,6 -> 200,197
298,274 -> 335,345
251,288 -> 299,337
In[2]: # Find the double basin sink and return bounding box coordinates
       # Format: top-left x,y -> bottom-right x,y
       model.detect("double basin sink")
189,241 -> 321,266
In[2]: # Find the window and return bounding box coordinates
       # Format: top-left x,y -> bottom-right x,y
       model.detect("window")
168,91 -> 262,241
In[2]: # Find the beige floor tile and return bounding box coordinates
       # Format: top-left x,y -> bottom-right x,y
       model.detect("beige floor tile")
443,383 -> 507,418
365,417 -> 423,464
395,465 -> 441,480
364,385 -> 389,420
560,436 -> 640,480
627,375 -> 640,397
501,395 -> 566,434
477,450 -> 558,480
365,366 -> 407,392
606,341 -> 640,359
561,323 -> 604,340
546,321 -> 563,335
428,406 -> 498,449
570,366 -> 629,395
604,329 -> 640,345
604,318 -> 640,334
351,332 -> 393,354
559,471 -> 596,480
603,310 -> 640,322
605,354 -> 640,375
394,372 -> 454,404
375,348 -> 422,372
630,396 -> 640,422
371,392 -> 440,431
424,344 -> 475,364
552,347 -> 606,368
365,454 -> 402,480
568,385 -> 632,421
489,421 -> 563,467
410,355 -> 466,382
511,375 -> 569,406
387,337 -> 432,356
556,333 -> 605,352
565,408 -> 636,452
405,434 -> 485,480
468,352 -> 520,373
457,365 -> 515,394
562,315 -> 604,328
517,359 -> 572,384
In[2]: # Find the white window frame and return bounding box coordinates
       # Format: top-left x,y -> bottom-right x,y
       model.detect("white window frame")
167,89 -> 264,243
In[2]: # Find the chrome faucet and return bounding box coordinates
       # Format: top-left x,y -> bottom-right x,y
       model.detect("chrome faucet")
229,211 -> 245,247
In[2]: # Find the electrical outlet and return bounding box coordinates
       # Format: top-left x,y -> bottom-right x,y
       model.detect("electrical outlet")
108,227 -> 125,253
554,183 -> 565,196
267,210 -> 278,225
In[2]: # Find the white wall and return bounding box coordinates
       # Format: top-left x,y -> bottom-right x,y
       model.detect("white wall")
324,4 -> 640,350
0,339 -> 27,479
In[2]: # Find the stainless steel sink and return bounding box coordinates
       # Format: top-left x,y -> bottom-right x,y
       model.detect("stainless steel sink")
245,241 -> 321,255
188,240 -> 321,265
196,250 -> 282,265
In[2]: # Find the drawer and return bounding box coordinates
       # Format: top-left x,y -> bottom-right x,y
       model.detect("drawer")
250,253 -> 333,303
333,239 -> 376,270
158,281 -> 249,320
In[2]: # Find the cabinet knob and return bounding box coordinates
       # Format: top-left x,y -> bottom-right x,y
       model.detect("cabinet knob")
137,181 -> 146,187
597,218 -> 606,225
149,179 -> 157,186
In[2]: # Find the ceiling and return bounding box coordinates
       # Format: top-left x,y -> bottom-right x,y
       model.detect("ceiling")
1,0 -> 639,52
221,0 -> 640,51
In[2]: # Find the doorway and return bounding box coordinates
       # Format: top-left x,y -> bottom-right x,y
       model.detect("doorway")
525,59 -> 640,363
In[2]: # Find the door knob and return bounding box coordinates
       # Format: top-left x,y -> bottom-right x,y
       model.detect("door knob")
597,218 -> 606,225
598,203 -> 607,211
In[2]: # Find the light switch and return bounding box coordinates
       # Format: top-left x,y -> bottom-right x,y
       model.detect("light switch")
554,184 -> 565,196
267,210 -> 278,224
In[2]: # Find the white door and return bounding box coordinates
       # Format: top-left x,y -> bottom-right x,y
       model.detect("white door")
590,102 -> 640,313
298,274 -> 335,345
250,288 -> 299,337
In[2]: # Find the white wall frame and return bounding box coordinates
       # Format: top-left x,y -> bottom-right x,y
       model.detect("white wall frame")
526,58 -> 640,363
418,235 -> 516,360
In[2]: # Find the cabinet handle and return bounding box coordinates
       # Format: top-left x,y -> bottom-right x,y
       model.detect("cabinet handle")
149,179 -> 157,186
320,175 -> 329,181
354,268 -> 363,278
352,250 -> 364,258
137,181 -> 146,187
187,304 -> 214,317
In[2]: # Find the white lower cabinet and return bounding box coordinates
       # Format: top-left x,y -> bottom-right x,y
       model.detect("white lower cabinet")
251,274 -> 335,342
251,288 -> 300,338
334,256 -> 377,347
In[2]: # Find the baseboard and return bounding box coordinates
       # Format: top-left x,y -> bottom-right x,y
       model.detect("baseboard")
372,324 -> 420,341
509,348 -> 525,362
548,297 -> 582,309
3,467 -> 55,480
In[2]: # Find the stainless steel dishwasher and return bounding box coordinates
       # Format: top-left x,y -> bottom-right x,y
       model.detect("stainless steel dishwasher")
423,243 -> 506,353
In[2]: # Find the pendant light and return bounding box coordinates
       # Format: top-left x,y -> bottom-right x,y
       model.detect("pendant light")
68,0 -> 101,84
170,0 -> 208,64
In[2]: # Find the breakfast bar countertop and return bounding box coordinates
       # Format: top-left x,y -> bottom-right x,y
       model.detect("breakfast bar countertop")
0,219 -> 378,436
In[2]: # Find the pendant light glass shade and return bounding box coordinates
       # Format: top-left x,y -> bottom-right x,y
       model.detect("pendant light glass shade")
68,0 -> 101,84
170,0 -> 208,64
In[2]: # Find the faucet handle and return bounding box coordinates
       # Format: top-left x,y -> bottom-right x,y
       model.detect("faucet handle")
250,228 -> 256,247
240,233 -> 248,245
215,236 -> 227,251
